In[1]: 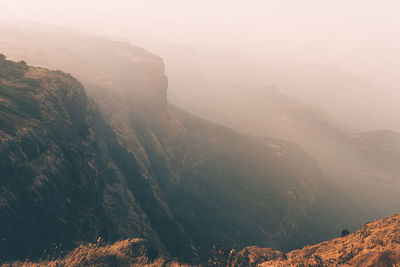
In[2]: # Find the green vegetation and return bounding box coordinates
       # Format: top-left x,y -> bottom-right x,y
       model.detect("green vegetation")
0,83 -> 41,119
0,54 -> 27,80
341,229 -> 350,237
0,56 -> 42,119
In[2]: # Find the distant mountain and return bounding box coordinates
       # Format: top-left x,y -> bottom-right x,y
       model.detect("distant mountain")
160,68 -> 400,218
166,70 -> 347,149
0,39 -> 362,262
143,41 -> 399,132
351,130 -> 400,174
347,130 -> 400,210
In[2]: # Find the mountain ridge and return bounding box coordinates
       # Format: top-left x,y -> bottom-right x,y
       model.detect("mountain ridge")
5,213 -> 400,266
260,213 -> 400,266
0,52 -> 362,262
0,55 -> 169,260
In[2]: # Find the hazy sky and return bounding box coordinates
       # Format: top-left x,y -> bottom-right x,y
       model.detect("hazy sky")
0,0 -> 399,132
1,0 -> 400,89
2,1 -> 399,48
1,1 -> 399,71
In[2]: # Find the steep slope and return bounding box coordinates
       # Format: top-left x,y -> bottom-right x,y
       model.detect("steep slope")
0,55 -> 184,260
260,213 -> 400,266
128,106 -> 327,251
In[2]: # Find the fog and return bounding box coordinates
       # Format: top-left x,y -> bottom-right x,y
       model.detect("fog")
1,1 -> 400,257
1,0 -> 399,132
2,0 -> 398,132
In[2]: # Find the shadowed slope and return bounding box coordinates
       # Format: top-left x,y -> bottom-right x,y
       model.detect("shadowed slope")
0,55 -> 173,260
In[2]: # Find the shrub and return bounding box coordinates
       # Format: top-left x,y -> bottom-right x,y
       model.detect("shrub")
341,229 -> 350,237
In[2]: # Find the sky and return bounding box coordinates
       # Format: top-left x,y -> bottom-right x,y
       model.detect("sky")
1,0 -> 399,78
2,1 -> 399,49
1,0 -> 399,131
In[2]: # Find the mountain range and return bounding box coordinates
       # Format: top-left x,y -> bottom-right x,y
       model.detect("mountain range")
0,22 -> 399,265
155,63 -> 400,218
0,39 -> 359,262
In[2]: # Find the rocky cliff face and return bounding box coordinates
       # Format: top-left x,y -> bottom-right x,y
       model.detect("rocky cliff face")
0,56 -> 170,260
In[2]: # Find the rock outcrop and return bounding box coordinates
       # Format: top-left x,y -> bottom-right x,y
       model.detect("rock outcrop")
260,213 -> 400,266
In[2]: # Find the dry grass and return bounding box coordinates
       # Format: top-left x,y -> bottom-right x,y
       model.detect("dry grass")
1,238 -> 189,267
261,214 -> 400,267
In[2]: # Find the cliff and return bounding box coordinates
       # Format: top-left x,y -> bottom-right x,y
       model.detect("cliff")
0,55 -> 167,260
0,25 -> 168,111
